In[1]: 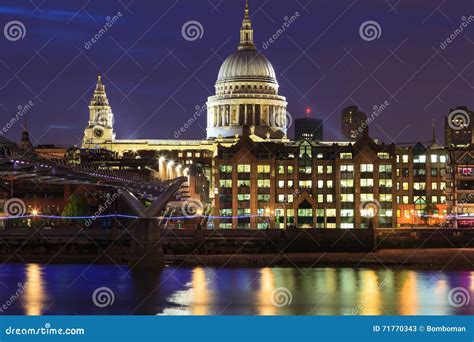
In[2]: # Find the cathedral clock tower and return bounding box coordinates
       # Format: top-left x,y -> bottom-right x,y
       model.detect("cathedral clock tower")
82,75 -> 116,147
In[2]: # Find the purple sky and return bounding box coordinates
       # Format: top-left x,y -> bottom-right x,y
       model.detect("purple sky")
0,0 -> 473,146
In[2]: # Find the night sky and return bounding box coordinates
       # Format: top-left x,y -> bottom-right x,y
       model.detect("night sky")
0,0 -> 473,146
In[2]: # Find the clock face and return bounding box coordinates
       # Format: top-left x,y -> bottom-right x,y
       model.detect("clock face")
93,128 -> 104,138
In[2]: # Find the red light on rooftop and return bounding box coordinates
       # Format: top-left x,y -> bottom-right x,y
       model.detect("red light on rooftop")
305,107 -> 312,117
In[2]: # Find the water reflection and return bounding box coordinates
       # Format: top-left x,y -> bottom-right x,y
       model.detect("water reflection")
0,264 -> 472,315
23,264 -> 47,315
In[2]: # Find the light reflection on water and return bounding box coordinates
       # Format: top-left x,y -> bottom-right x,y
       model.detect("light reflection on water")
0,264 -> 472,315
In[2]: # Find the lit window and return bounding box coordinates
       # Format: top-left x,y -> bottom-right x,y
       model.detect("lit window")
258,180 -> 271,188
378,152 -> 390,159
440,155 -> 447,163
402,182 -> 409,191
299,180 -> 312,188
219,180 -> 232,188
340,165 -> 354,172
402,196 -> 409,204
380,194 -> 392,202
220,165 -> 232,173
341,179 -> 354,187
432,182 -> 438,190
431,155 -> 438,163
326,180 -> 333,188
361,164 -> 374,172
341,194 -> 354,202
361,193 -> 374,201
414,155 -> 426,163
257,165 -> 270,173
402,155 -> 409,163
317,180 -> 324,189
379,164 -> 392,173
327,165 -> 333,174
379,179 -> 392,188
317,165 -> 324,174
327,194 -> 333,202
414,182 -> 426,190
340,153 -> 352,160
341,209 -> 354,217
361,179 -> 374,187
278,180 -> 285,189
288,180 -> 294,188
237,164 -> 251,173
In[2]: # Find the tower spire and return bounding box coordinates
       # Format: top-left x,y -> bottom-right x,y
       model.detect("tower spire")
239,0 -> 255,50
431,118 -> 436,145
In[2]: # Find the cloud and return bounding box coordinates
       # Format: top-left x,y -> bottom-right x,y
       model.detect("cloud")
0,5 -> 105,23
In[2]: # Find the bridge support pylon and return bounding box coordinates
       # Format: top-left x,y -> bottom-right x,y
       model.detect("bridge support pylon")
119,178 -> 187,270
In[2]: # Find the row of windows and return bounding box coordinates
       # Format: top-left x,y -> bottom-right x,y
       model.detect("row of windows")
397,154 -> 448,164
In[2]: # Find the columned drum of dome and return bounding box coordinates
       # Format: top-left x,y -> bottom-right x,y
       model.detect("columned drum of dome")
206,0 -> 288,140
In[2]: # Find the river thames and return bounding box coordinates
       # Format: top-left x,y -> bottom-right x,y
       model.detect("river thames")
0,264 -> 472,315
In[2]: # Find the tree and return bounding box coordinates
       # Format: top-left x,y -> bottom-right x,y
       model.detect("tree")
422,204 -> 438,225
61,194 -> 89,223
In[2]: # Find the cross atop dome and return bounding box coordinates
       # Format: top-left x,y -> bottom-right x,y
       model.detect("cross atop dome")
239,0 -> 255,50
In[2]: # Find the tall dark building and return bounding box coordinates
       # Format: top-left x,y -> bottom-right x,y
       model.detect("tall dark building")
444,106 -> 473,147
341,106 -> 367,141
294,117 -> 323,141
